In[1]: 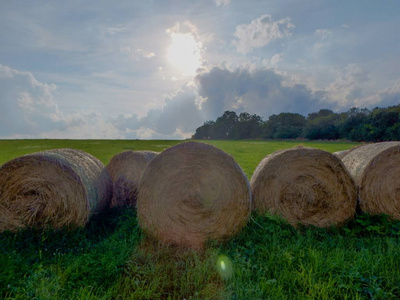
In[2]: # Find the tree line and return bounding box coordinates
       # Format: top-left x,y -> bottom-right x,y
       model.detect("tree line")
192,105 -> 400,141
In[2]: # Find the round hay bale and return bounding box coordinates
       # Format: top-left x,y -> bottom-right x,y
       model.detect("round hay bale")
333,144 -> 364,160
106,150 -> 158,207
341,141 -> 400,219
0,148 -> 112,232
137,141 -> 251,249
251,147 -> 357,227
333,149 -> 351,159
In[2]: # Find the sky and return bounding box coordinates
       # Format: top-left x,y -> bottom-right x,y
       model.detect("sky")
1,0 -> 400,139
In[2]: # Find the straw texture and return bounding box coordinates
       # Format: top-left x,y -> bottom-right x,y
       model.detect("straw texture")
251,147 -> 357,227
341,141 -> 400,219
106,150 -> 158,207
0,148 -> 112,232
333,149 -> 351,159
137,142 -> 251,249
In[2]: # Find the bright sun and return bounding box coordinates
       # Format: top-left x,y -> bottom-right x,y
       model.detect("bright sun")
167,33 -> 202,76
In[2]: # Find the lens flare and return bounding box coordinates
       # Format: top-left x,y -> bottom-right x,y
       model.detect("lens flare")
216,255 -> 233,280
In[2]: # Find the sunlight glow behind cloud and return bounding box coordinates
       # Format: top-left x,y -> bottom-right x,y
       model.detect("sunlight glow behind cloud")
167,33 -> 202,76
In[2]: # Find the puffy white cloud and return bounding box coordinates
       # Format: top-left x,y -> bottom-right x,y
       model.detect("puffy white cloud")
0,64 -> 62,136
349,80 -> 400,109
325,64 -> 370,108
271,53 -> 283,67
377,81 -> 400,107
323,64 -> 400,110
0,65 -> 122,139
232,15 -> 294,54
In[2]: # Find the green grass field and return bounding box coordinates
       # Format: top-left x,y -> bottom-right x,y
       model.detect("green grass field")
0,139 -> 360,177
1,139 -> 400,299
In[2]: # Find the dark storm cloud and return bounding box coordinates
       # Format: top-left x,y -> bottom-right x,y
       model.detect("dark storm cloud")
196,67 -> 328,120
112,84 -> 202,137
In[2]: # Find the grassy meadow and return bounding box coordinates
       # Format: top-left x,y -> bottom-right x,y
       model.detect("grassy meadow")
1,139 -> 400,299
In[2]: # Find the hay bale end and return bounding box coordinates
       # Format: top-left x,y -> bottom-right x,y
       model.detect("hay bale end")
341,141 -> 400,219
0,148 -> 112,232
251,147 -> 357,227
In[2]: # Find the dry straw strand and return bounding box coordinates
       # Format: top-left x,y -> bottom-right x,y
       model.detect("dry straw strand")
106,150 -> 158,207
251,147 -> 357,227
137,141 -> 251,249
341,141 -> 400,219
0,148 -> 112,232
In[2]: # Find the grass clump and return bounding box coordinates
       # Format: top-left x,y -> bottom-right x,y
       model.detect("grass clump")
222,214 -> 400,299
1,208 -> 140,299
112,240 -> 228,299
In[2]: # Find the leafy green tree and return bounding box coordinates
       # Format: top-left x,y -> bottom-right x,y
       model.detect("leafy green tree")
307,109 -> 336,121
304,110 -> 340,140
214,111 -> 238,139
232,112 -> 264,139
386,123 -> 400,140
339,107 -> 370,140
368,110 -> 400,141
262,113 -> 306,139
193,104 -> 400,141
192,121 -> 215,139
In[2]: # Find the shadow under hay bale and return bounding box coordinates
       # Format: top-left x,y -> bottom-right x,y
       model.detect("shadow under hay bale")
137,141 -> 251,249
0,148 -> 112,232
106,150 -> 158,208
251,147 -> 357,228
341,141 -> 400,219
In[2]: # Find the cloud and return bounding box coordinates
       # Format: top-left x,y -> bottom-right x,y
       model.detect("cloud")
152,86 -> 202,135
214,0 -> 230,7
350,80 -> 400,109
271,53 -> 283,67
196,66 -> 326,119
112,84 -> 203,139
120,47 -> 156,60
0,64 -> 202,139
113,66 -> 328,137
322,64 -> 400,110
0,65 -> 122,139
377,81 -> 400,107
232,15 -> 295,54
315,29 -> 332,39
101,25 -> 127,36
0,64 -> 62,136
325,64 -> 370,108
43,112 -> 123,139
